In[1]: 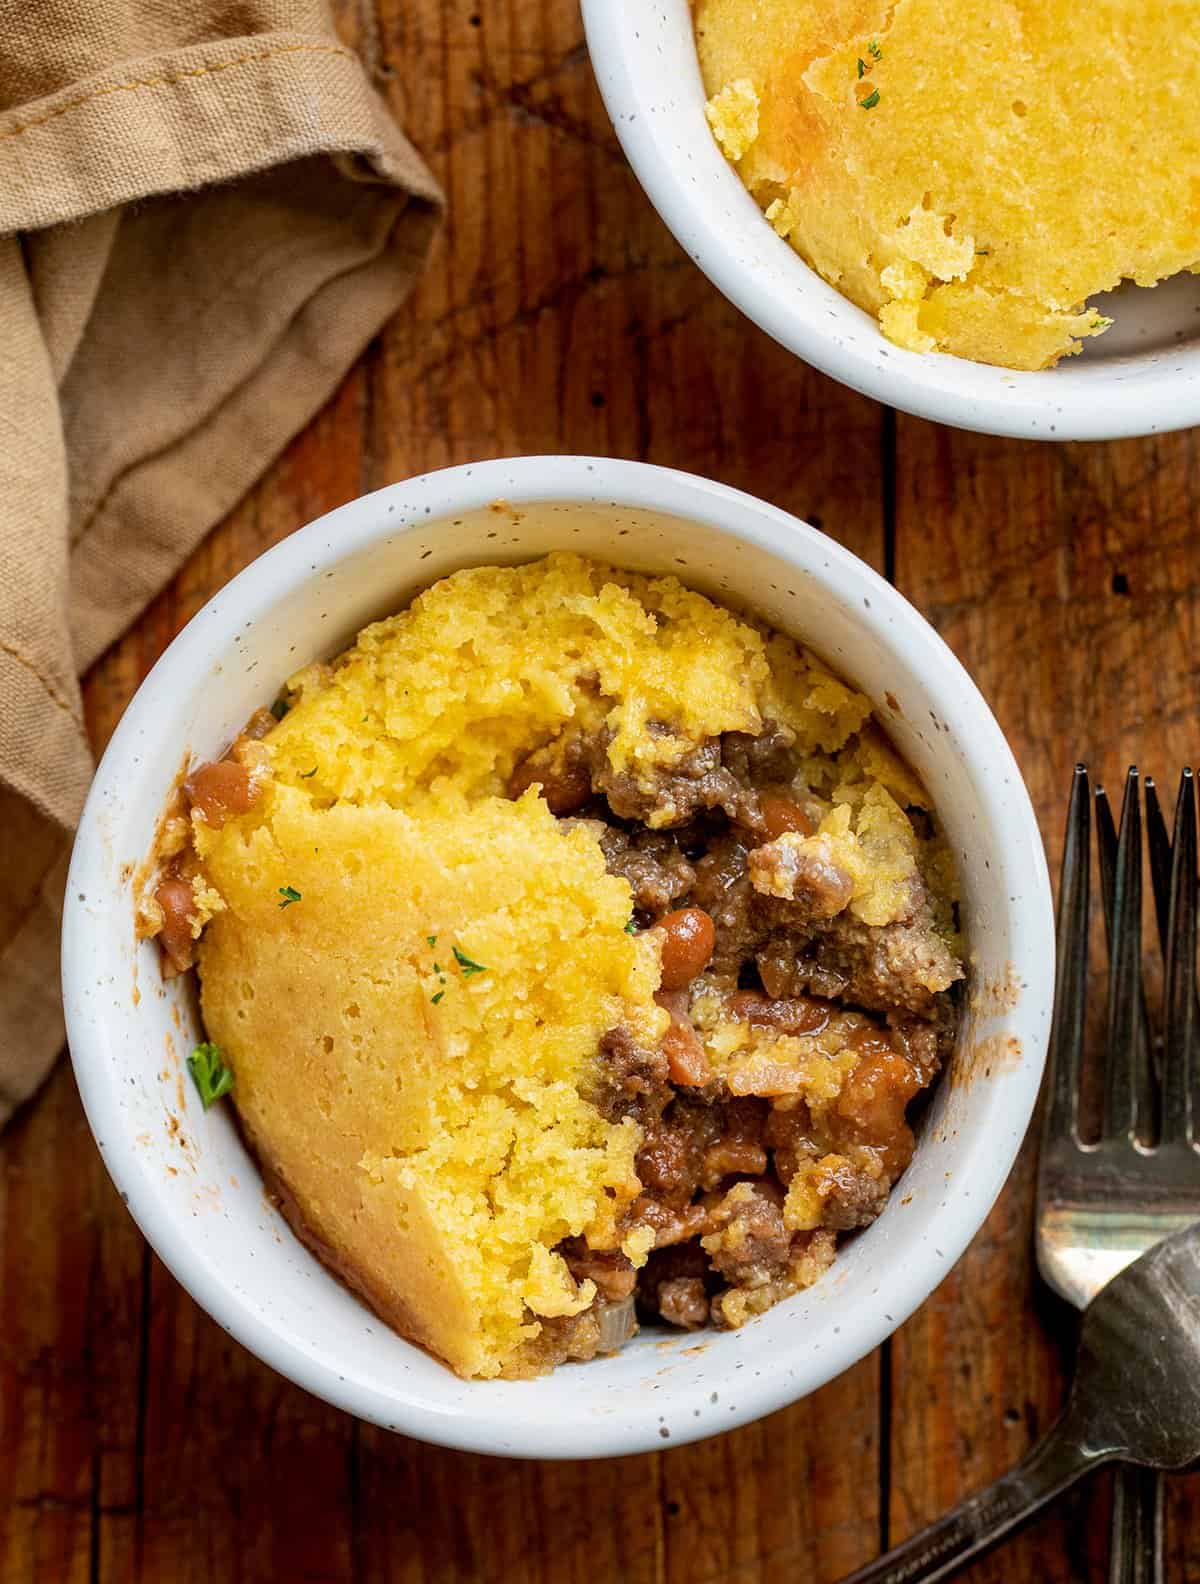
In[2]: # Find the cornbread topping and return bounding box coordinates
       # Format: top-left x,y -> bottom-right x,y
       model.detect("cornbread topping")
141,553 -> 964,1378
697,0 -> 1200,370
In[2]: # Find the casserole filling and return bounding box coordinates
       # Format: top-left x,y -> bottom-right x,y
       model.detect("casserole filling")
140,553 -> 964,1378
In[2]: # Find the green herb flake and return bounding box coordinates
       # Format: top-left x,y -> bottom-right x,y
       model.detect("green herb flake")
269,697 -> 290,721
976,247 -> 991,256
856,56 -> 866,77
431,990 -> 445,1005
868,38 -> 882,59
859,87 -> 881,109
426,934 -> 438,946
452,944 -> 488,977
300,766 -> 318,779
278,885 -> 302,908
188,1042 -> 234,1109
624,919 -> 638,934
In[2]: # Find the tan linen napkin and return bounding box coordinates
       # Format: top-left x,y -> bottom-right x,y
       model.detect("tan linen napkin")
0,0 -> 442,1126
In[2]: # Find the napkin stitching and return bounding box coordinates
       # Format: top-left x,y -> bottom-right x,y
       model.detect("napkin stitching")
1,639 -> 85,732
0,43 -> 355,142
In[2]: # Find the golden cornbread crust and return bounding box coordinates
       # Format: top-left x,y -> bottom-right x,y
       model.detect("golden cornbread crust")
150,552 -> 965,1378
697,0 -> 1200,369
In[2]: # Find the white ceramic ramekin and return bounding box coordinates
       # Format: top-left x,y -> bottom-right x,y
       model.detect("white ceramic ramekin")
581,0 -> 1200,442
62,457 -> 1053,1458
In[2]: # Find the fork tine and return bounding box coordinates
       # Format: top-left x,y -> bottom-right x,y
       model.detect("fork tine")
1103,768 -> 1145,1142
1045,765 -> 1091,1146
1162,768 -> 1197,1146
1144,775 -> 1173,954
1095,784 -> 1117,925
1148,771 -> 1200,1057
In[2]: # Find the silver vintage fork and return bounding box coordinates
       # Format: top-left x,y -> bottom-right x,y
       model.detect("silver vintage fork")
1036,765 -> 1200,1583
837,765 -> 1200,1584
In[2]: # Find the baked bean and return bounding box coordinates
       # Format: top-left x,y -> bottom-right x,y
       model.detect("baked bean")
836,1048 -> 922,1177
656,907 -> 716,990
508,753 -> 592,815
184,758 -> 259,827
730,989 -> 831,1036
760,794 -> 814,840
559,1241 -> 637,1302
653,989 -> 714,1088
662,1020 -> 714,1087
154,878 -> 198,974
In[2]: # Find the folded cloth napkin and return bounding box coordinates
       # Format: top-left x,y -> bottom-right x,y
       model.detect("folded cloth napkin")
0,0 -> 442,1126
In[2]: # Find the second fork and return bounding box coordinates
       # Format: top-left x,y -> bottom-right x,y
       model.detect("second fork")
1037,764 -> 1200,1584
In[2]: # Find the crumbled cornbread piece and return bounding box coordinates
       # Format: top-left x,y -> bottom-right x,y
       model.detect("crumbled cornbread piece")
705,77 -> 760,161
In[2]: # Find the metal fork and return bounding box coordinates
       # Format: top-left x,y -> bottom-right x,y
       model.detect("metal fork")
837,766 -> 1200,1584
1036,764 -> 1200,1583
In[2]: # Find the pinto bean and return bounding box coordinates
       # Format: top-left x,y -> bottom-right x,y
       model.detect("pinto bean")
662,1021 -> 713,1087
508,752 -> 592,815
559,1240 -> 637,1302
154,878 -> 198,974
656,907 -> 716,990
184,758 -> 259,827
654,990 -> 715,1088
836,1047 -> 923,1178
759,794 -> 814,840
729,990 -> 832,1036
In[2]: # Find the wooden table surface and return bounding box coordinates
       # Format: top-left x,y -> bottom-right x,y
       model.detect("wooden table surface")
4,2 -> 1200,1579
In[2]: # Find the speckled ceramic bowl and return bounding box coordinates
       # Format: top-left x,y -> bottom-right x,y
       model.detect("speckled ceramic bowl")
62,456 -> 1053,1458
581,0 -> 1200,442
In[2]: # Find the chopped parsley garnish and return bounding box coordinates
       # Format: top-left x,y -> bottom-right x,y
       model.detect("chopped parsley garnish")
625,919 -> 638,934
857,56 -> 866,77
452,944 -> 488,977
300,766 -> 318,779
188,1042 -> 234,1109
859,88 -> 881,109
427,934 -> 438,946
868,38 -> 882,59
431,990 -> 445,1005
278,885 -> 302,908
269,697 -> 290,721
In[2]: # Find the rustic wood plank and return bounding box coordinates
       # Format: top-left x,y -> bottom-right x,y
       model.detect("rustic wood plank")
0,1058 -> 146,1584
890,423 -> 1200,1582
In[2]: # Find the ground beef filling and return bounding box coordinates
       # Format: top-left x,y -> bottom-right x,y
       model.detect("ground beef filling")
508,720 -> 962,1357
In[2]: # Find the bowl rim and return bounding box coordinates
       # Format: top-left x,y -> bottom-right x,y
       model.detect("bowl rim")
63,455 -> 1054,1457
580,0 -> 1200,442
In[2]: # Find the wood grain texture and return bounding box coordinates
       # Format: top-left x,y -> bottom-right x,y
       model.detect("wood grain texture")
1,0 -> 1198,1580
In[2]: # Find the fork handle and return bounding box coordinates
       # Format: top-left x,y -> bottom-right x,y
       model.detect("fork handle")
1110,1466 -> 1164,1584
839,1415 -> 1104,1584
